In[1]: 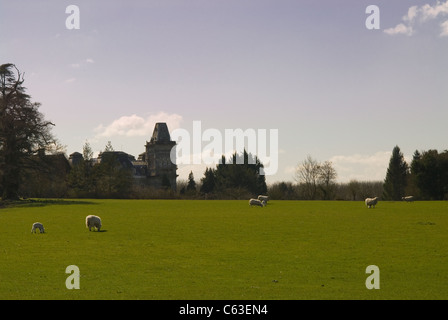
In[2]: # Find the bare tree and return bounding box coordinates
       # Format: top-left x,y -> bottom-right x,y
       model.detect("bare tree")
348,179 -> 360,201
318,160 -> 337,200
294,156 -> 338,200
294,155 -> 321,200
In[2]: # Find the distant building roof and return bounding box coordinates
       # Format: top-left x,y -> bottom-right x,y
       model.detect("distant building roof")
68,152 -> 83,166
69,152 -> 83,158
97,151 -> 135,169
150,122 -> 172,143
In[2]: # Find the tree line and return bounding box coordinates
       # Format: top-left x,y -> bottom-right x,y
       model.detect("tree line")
1,64 -> 448,201
68,143 -> 268,200
275,146 -> 448,201
383,145 -> 448,201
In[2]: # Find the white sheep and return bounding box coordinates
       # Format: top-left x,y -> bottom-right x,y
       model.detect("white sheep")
402,196 -> 414,202
249,198 -> 264,207
86,215 -> 102,231
258,195 -> 269,204
365,197 -> 379,208
31,222 -> 45,233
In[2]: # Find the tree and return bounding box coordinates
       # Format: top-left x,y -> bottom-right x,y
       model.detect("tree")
267,181 -> 298,200
67,141 -> 95,197
199,150 -> 267,198
318,160 -> 337,200
0,64 -> 58,200
20,152 -> 71,198
294,155 -> 321,200
294,156 -> 338,200
186,171 -> 196,192
92,152 -> 133,198
104,141 -> 114,152
410,149 -> 448,200
200,167 -> 216,194
215,150 -> 267,196
406,150 -> 422,199
348,180 -> 360,201
383,146 -> 409,200
83,140 -> 93,162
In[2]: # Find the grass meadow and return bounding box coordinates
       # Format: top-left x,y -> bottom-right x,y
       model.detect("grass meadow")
0,199 -> 447,300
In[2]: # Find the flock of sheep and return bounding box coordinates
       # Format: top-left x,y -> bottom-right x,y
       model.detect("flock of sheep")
249,195 -> 269,207
364,195 -> 414,208
31,214 -> 102,234
30,195 -> 416,234
248,194 -> 415,210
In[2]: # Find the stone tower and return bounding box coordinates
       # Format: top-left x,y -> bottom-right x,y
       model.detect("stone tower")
145,122 -> 177,190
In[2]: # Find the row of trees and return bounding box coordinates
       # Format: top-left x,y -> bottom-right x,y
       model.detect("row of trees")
289,145 -> 448,201
178,153 -> 381,201
67,144 -> 134,198
383,146 -> 448,200
182,143 -> 448,201
178,151 -> 268,199
1,64 -> 448,201
180,178 -> 383,201
17,143 -> 447,201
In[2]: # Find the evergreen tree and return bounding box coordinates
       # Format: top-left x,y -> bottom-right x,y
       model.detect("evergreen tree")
214,150 -> 267,196
199,150 -> 267,197
104,141 -> 114,152
186,171 -> 196,192
410,149 -> 448,200
67,159 -> 92,197
200,167 -> 216,194
82,140 -> 93,162
67,141 -> 95,197
92,152 -> 133,198
383,145 -> 409,200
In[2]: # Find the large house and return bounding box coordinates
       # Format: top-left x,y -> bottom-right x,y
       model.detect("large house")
68,122 -> 178,190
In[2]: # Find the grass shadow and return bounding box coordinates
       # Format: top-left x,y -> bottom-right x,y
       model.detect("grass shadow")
0,198 -> 98,209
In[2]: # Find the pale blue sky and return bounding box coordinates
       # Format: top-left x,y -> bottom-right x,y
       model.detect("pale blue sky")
1,0 -> 447,183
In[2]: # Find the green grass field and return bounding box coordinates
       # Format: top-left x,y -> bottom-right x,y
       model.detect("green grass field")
1,199 -> 447,300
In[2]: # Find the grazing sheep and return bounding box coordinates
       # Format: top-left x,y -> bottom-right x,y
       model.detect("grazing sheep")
86,215 -> 102,231
365,197 -> 379,209
402,196 -> 414,202
249,198 -> 264,207
258,195 -> 269,204
31,222 -> 45,234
